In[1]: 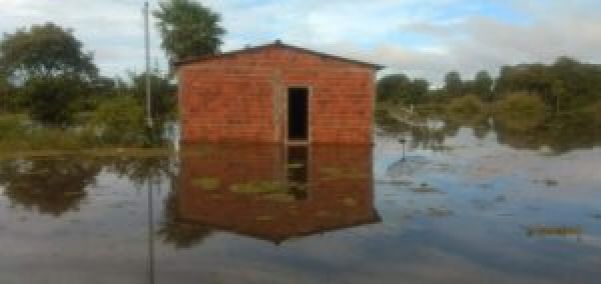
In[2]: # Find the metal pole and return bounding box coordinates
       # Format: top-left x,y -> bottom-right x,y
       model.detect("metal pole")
144,1 -> 153,128
147,178 -> 155,284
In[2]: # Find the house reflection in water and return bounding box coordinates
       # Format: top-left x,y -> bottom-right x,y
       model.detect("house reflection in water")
176,144 -> 380,244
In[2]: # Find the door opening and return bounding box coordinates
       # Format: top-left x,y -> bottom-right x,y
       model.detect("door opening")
287,87 -> 309,142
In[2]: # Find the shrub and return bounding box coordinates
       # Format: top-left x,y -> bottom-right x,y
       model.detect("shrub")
87,96 -> 147,145
494,93 -> 547,131
0,114 -> 85,152
446,95 -> 485,114
495,93 -> 547,117
22,76 -> 89,126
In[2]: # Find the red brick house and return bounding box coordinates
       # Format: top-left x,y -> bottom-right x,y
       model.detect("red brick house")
176,41 -> 382,144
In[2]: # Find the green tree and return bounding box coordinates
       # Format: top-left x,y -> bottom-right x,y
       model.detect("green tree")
0,23 -> 98,124
129,71 -> 177,119
0,22 -> 97,80
377,74 -> 411,102
154,0 -> 226,63
473,70 -> 494,102
444,71 -> 463,97
408,79 -> 430,104
24,75 -> 86,126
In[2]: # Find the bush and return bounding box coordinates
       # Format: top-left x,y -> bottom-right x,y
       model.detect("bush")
0,113 -> 29,139
24,76 -> 85,126
0,114 -> 84,152
446,95 -> 485,114
495,93 -> 547,117
87,96 -> 148,145
494,93 -> 547,131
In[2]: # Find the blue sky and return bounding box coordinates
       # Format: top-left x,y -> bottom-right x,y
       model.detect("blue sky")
2,0 -> 600,84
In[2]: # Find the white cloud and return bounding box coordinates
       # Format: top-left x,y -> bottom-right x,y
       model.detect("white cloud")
1,0 -> 600,84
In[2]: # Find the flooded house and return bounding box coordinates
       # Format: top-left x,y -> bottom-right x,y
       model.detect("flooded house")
176,40 -> 383,144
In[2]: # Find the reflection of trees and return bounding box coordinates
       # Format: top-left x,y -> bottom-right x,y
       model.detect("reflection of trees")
376,110 -> 464,151
0,158 -> 101,216
377,108 -> 601,154
493,114 -> 601,153
95,154 -> 210,248
101,155 -> 176,187
157,192 -> 212,249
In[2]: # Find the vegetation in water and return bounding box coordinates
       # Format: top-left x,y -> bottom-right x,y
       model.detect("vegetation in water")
191,177 -> 221,191
230,180 -> 288,194
525,225 -> 583,238
0,0 -> 225,152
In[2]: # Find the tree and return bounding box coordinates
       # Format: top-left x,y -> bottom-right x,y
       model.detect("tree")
377,74 -> 411,102
129,71 -> 177,119
24,75 -> 86,125
0,23 -> 98,124
473,70 -> 494,102
444,71 -> 463,97
408,79 -> 429,104
0,22 -> 97,81
154,0 -> 225,63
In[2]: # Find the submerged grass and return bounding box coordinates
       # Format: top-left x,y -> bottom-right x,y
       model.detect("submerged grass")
0,113 -> 171,159
319,167 -> 368,181
525,225 -> 583,237
230,180 -> 288,194
191,177 -> 221,191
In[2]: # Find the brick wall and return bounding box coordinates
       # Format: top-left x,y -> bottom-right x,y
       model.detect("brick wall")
178,45 -> 376,144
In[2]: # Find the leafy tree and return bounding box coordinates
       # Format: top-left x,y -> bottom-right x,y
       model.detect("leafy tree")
444,71 -> 463,97
377,74 -> 411,102
154,0 -> 225,63
473,70 -> 494,102
129,71 -> 177,119
0,22 -> 97,81
377,74 -> 430,104
0,23 -> 98,124
408,79 -> 430,104
24,75 -> 86,126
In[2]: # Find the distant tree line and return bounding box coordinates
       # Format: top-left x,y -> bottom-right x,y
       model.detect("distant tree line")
378,57 -> 601,113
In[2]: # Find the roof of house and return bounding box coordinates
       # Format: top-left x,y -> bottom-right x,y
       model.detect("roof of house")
176,210 -> 382,244
175,40 -> 385,70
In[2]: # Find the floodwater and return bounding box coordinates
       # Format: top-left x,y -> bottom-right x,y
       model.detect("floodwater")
1,116 -> 601,284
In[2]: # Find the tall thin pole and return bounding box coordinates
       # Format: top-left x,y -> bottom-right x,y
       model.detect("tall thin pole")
144,1 -> 153,128
147,178 -> 155,284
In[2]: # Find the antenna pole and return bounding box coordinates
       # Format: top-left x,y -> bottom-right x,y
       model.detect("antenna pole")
144,1 -> 153,128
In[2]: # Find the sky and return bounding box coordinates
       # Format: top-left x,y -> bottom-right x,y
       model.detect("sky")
1,0 -> 601,85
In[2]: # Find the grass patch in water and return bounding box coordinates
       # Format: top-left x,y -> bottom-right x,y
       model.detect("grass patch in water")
261,193 -> 296,203
191,177 -> 221,191
525,225 -> 583,238
319,167 -> 367,181
427,207 -> 454,217
287,163 -> 305,169
342,197 -> 358,207
230,180 -> 288,194
410,183 -> 443,194
256,216 -> 275,222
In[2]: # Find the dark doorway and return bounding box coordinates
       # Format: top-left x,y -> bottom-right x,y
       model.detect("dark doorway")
287,87 -> 309,142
